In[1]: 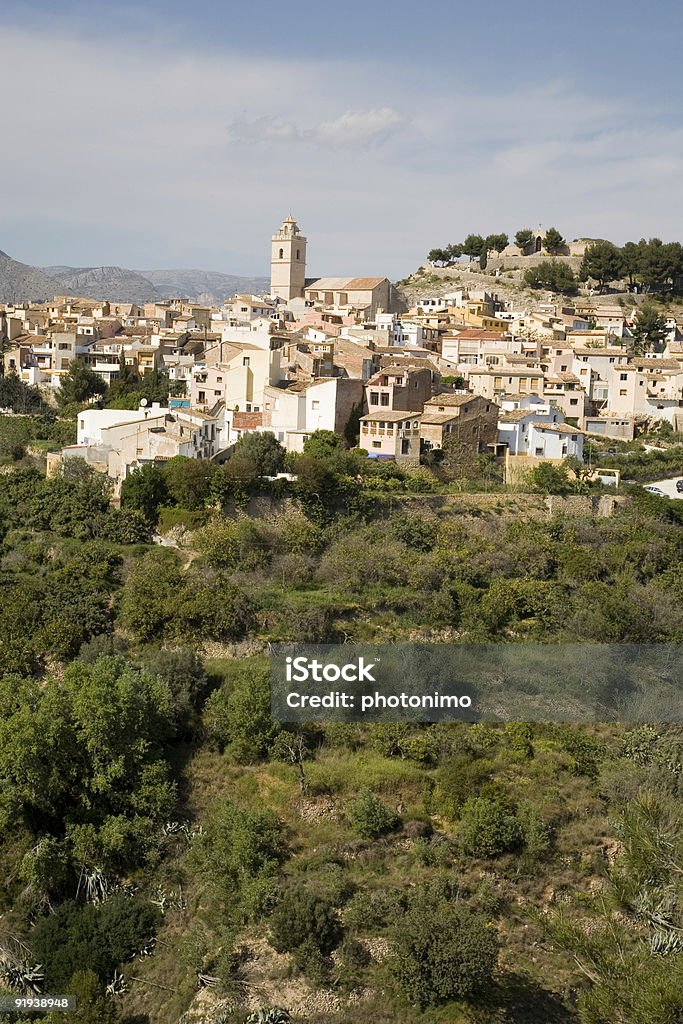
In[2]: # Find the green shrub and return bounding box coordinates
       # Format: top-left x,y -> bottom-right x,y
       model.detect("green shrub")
31,895 -> 160,990
270,885 -> 342,970
390,894 -> 498,1009
346,787 -> 399,839
201,798 -> 287,909
202,664 -> 280,761
433,754 -> 492,819
458,796 -> 522,857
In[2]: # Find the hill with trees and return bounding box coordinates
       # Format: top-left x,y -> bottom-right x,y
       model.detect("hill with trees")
2,426 -> 683,1023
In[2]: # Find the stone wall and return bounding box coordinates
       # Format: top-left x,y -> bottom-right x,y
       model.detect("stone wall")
486,253 -> 584,274
393,491 -> 629,518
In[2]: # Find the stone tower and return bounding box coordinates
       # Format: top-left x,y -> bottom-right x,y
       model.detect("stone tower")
270,214 -> 307,301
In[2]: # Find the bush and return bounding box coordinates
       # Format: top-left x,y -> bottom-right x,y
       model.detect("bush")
346,786 -> 399,839
201,799 -> 287,908
528,462 -> 572,495
142,647 -> 208,726
120,464 -> 168,524
433,755 -> 492,819
270,885 -> 342,969
390,894 -> 498,1009
231,431 -> 286,477
458,796 -> 522,857
163,455 -> 216,509
0,416 -> 30,460
202,664 -> 280,761
194,517 -> 272,570
523,259 -> 577,294
31,895 -> 160,990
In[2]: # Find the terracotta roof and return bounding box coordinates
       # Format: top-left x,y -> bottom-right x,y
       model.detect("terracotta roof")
360,410 -> 417,422
502,392 -> 545,403
453,329 -> 506,340
425,393 -> 475,408
632,358 -> 681,370
345,277 -> 387,289
233,412 -> 263,429
531,421 -> 583,435
573,347 -> 628,356
306,277 -> 386,291
499,409 -> 535,422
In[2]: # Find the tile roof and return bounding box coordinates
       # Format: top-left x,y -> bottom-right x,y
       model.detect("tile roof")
425,393 -> 475,407
531,421 -> 583,435
499,409 -> 535,422
360,410 -> 417,422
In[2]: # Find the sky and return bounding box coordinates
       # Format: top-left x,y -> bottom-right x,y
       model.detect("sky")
1,0 -> 682,279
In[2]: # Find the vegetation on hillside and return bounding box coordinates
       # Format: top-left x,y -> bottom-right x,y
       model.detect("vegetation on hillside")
2,430 -> 683,1023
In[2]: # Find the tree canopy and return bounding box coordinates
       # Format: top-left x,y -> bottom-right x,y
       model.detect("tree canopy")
542,227 -> 566,254
57,360 -> 108,408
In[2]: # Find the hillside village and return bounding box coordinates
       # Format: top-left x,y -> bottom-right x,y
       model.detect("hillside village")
4,220 -> 683,1024
2,216 -> 683,493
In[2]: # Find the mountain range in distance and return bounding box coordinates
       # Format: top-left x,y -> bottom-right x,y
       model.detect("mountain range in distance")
0,249 -> 269,306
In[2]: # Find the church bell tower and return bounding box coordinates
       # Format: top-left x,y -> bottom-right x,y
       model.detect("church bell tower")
270,214 -> 307,301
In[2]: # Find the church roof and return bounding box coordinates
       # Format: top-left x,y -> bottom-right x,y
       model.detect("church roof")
305,276 -> 387,291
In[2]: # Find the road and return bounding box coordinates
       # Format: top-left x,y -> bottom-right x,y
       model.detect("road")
643,476 -> 683,499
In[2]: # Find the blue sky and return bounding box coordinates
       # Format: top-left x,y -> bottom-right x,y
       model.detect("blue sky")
1,0 -> 681,278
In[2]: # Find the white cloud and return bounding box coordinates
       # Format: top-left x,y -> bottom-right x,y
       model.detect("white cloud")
227,107 -> 405,147
316,107 -> 405,145
0,23 -> 681,278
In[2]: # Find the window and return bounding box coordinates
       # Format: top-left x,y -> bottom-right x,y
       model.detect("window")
370,391 -> 379,405
570,398 -> 578,405
372,441 -> 381,448
278,248 -> 284,259
535,447 -> 544,456
242,357 -> 250,367
560,364 -> 567,371
620,373 -> 628,381
311,400 -> 319,410
296,249 -> 300,260
380,393 -> 389,407
619,389 -> 627,396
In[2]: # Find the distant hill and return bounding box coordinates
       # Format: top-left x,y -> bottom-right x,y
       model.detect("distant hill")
140,268 -> 269,305
42,265 -> 162,304
0,250 -> 58,303
0,247 -> 269,305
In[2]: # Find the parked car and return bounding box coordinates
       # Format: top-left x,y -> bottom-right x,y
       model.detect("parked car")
676,479 -> 683,493
643,485 -> 666,497
606,447 -> 617,455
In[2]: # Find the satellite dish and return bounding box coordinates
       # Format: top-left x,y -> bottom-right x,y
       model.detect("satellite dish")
140,398 -> 148,407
